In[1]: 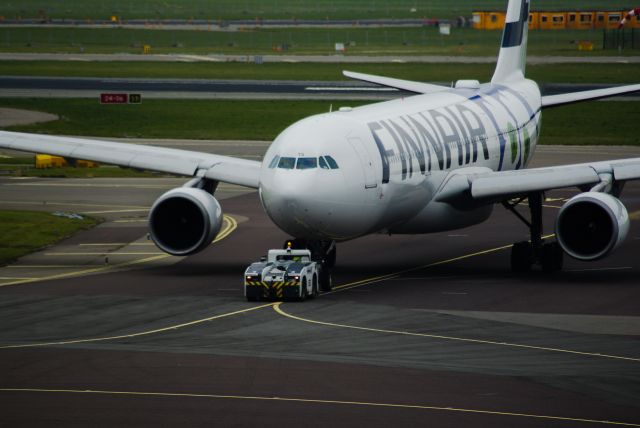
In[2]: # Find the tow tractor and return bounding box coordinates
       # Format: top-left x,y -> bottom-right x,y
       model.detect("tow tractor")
244,247 -> 331,301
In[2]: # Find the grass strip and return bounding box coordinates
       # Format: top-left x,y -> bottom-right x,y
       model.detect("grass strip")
0,210 -> 99,266
0,98 -> 638,146
1,61 -> 639,84
0,26 -> 628,57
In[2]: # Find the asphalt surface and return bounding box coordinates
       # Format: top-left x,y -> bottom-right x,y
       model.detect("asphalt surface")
1,145 -> 640,427
2,76 -> 639,100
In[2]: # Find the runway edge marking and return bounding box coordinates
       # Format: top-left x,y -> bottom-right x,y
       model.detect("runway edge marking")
0,303 -> 274,349
0,388 -> 638,427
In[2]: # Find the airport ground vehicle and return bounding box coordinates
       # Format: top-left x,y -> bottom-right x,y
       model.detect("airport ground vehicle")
244,248 -> 330,301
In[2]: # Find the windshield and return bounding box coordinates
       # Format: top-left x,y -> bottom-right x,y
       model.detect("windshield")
277,157 -> 296,169
296,157 -> 317,169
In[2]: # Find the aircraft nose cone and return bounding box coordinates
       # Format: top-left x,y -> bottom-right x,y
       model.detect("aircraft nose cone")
261,171 -> 319,237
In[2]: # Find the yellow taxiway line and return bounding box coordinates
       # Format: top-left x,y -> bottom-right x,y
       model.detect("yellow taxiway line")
0,303 -> 274,349
0,388 -> 637,427
328,234 -> 555,294
0,214 -> 237,288
273,303 -> 639,363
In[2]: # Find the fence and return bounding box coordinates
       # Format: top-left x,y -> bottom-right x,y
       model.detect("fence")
602,29 -> 639,50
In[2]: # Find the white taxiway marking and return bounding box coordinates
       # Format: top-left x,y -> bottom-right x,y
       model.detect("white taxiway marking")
305,86 -> 399,92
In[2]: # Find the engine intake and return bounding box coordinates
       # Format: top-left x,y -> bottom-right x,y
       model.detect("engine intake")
556,192 -> 629,261
149,187 -> 223,256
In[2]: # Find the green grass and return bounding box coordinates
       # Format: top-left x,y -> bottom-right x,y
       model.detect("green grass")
0,26 -> 630,56
1,61 -> 639,84
0,210 -> 99,266
539,102 -> 640,146
0,98 -> 364,140
1,0 -> 634,21
0,98 -> 638,146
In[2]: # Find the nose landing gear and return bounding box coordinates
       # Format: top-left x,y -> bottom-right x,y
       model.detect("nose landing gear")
283,238 -> 336,290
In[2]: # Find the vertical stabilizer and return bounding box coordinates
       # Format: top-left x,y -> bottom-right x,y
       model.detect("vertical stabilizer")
491,0 -> 530,83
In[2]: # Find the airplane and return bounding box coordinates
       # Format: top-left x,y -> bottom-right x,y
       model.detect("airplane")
2,0 -> 640,287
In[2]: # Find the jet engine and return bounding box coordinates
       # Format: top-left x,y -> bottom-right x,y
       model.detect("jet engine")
556,192 -> 629,261
148,187 -> 223,256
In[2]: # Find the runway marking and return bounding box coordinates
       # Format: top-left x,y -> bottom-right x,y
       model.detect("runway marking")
629,210 -> 640,221
305,86 -> 399,92
0,201 -> 148,209
113,219 -> 147,223
4,183 -> 173,189
273,303 -> 640,363
0,303 -> 273,349
0,277 -> 38,280
0,388 -> 638,427
81,209 -> 149,214
0,214 -> 237,288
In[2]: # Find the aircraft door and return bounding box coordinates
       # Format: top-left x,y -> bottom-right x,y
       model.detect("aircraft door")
348,137 -> 378,190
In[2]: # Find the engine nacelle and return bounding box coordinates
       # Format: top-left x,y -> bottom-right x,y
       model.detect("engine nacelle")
556,192 -> 629,261
148,187 -> 223,256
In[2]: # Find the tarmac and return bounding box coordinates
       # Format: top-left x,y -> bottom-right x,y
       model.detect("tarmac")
2,76 -> 639,101
1,141 -> 640,427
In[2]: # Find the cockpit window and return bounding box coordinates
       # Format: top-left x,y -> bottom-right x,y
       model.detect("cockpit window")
277,157 -> 296,169
319,156 -> 330,170
325,156 -> 339,169
296,157 -> 317,169
268,155 -> 280,169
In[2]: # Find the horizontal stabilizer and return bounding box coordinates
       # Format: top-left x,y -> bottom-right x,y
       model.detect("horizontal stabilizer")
541,84 -> 640,108
342,70 -> 449,94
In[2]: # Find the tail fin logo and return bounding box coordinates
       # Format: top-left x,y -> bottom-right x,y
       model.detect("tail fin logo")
501,0 -> 529,48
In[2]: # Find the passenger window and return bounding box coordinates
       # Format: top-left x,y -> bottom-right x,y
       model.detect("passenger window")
325,156 -> 339,169
319,156 -> 330,170
277,157 -> 296,169
268,155 -> 280,169
296,157 -> 317,169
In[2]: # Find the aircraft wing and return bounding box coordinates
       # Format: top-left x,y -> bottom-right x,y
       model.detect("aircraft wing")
436,159 -> 640,203
0,131 -> 261,188
541,84 -> 640,108
343,70 -> 449,94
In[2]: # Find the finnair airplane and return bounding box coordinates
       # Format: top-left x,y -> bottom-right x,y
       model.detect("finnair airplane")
2,0 -> 640,284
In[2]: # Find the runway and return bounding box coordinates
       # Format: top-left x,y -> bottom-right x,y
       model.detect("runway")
1,145 -> 640,427
2,76 -> 639,100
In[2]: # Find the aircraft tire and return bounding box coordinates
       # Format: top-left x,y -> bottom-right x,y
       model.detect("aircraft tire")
541,241 -> 564,272
319,268 -> 332,292
511,241 -> 533,272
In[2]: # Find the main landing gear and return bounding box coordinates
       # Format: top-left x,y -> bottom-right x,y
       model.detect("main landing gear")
284,238 -> 335,291
503,193 -> 564,273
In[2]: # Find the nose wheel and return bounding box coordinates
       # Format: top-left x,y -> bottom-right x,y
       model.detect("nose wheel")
283,238 -> 336,290
503,193 -> 564,272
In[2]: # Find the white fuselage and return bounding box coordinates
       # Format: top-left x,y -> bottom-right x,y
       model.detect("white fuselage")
259,79 -> 542,241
